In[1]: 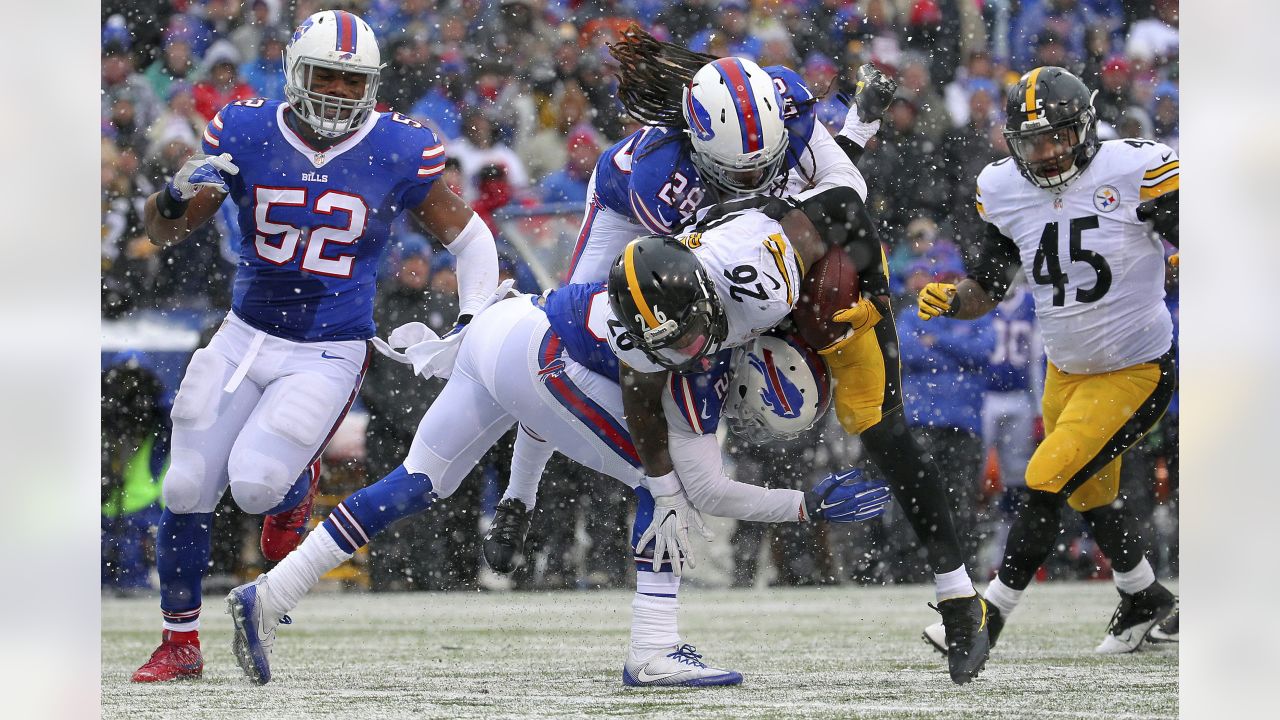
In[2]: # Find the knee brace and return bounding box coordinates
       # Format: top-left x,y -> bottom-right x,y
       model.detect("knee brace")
261,374 -> 341,447
161,449 -> 217,514
170,349 -> 224,431
228,447 -> 294,514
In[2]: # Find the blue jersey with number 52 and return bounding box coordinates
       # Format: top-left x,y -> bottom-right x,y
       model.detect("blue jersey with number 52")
593,65 -> 816,234
200,99 -> 444,341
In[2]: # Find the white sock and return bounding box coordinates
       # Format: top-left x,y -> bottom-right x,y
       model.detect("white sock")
266,530 -> 352,614
631,571 -> 681,653
504,426 -> 552,508
1112,557 -> 1156,595
984,576 -> 1024,617
934,564 -> 976,602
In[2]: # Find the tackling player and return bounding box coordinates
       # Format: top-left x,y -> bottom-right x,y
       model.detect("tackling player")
130,10 -> 500,682
511,29 -> 993,684
917,66 -> 1178,655
226,210 -> 891,686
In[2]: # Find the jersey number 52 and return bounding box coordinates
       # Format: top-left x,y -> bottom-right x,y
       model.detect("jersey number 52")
252,187 -> 367,278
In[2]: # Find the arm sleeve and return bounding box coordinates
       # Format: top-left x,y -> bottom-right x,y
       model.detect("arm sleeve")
967,222 -> 1022,302
797,185 -> 889,297
789,124 -> 869,202
445,212 -> 500,318
1136,189 -> 1178,247
667,425 -> 804,523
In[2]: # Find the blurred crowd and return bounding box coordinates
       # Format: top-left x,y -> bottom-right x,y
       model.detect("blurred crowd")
102,1 -> 1179,594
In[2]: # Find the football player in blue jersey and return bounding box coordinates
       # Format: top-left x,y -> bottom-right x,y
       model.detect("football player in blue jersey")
225,225 -> 892,687
130,9 -> 501,682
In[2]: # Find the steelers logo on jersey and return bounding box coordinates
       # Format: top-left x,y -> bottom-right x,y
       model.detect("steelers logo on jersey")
1093,185 -> 1120,213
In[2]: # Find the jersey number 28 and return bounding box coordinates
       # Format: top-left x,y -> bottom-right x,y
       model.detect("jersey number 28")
1032,215 -> 1111,307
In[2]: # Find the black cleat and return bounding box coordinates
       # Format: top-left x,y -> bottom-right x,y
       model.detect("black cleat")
924,600 -> 1005,654
483,498 -> 531,574
930,595 -> 991,685
1147,599 -> 1179,643
1096,583 -> 1176,653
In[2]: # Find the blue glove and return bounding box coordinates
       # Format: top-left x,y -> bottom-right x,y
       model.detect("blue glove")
167,152 -> 239,201
804,468 -> 892,522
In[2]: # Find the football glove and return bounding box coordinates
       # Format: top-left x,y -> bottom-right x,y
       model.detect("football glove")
827,296 -> 884,347
852,63 -> 898,123
804,468 -> 892,522
917,282 -> 958,320
635,491 -> 710,578
167,152 -> 238,201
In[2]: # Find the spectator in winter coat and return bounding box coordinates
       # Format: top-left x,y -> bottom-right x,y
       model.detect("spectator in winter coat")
192,40 -> 256,121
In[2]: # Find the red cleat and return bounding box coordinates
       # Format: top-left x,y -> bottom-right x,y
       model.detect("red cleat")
260,460 -> 321,562
131,631 -> 203,682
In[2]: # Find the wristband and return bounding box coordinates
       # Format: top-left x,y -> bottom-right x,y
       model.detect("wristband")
642,471 -> 681,498
156,188 -> 190,220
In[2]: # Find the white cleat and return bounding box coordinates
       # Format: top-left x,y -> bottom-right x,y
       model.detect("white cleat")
922,621 -> 947,655
1095,583 -> 1176,654
226,574 -> 291,684
622,643 -> 743,687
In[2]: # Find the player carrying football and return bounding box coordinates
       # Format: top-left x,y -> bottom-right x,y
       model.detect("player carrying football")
485,29 -> 993,684
130,10 -> 500,682
916,66 -> 1179,655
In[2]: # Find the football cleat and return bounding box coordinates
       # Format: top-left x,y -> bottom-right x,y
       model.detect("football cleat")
260,462 -> 321,562
1096,583 -> 1176,654
924,601 -> 1005,656
226,575 -> 291,684
130,632 -> 203,682
930,595 -> 991,684
1147,600 -> 1179,643
622,644 -> 743,687
483,497 -> 531,574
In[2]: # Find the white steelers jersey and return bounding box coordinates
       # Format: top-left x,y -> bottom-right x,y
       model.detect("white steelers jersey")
680,209 -> 803,349
976,139 -> 1178,374
606,209 -> 802,373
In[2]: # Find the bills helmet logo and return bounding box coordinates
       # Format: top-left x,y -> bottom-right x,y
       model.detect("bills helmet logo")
290,17 -> 315,46
684,90 -> 715,142
748,348 -> 804,420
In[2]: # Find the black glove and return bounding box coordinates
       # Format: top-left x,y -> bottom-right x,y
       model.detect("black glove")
841,64 -> 898,123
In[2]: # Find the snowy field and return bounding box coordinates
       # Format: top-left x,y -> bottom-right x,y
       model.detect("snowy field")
102,581 -> 1177,719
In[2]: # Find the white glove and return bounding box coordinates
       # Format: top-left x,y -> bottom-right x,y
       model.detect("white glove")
168,153 -> 238,200
635,490 -> 711,577
370,279 -> 517,379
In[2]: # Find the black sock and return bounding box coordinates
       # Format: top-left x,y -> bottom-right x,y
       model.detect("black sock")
997,489 -> 1065,591
1081,502 -> 1149,574
860,408 -> 965,574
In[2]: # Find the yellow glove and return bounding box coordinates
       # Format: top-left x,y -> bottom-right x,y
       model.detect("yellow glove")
1168,253 -> 1179,267
916,282 -> 957,320
827,297 -> 884,346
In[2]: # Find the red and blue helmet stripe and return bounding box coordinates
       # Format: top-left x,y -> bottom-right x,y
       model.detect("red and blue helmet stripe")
711,58 -> 766,154
788,334 -> 831,413
333,10 -> 358,54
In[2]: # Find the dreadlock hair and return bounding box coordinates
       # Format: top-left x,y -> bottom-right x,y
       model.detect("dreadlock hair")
609,24 -> 719,128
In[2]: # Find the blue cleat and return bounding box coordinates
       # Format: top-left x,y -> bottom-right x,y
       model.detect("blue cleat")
226,575 -> 290,685
622,643 -> 743,687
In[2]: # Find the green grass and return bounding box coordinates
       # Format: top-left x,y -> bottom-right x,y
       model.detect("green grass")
102,581 -> 1177,719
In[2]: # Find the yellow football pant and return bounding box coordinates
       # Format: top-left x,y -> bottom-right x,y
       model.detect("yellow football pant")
818,295 -> 901,435
1028,350 -> 1176,511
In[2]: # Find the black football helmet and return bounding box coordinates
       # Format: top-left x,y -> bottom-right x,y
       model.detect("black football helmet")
607,236 -> 728,372
1003,66 -> 1099,191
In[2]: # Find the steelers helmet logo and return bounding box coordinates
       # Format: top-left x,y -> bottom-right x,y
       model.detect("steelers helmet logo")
1093,185 -> 1121,212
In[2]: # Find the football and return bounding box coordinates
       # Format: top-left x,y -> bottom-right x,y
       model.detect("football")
793,245 -> 861,349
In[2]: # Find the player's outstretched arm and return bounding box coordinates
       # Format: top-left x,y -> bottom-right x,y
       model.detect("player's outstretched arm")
410,181 -> 499,322
919,222 -> 1019,321
144,153 -> 238,247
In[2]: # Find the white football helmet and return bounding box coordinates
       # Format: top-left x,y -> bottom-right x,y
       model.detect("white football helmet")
284,10 -> 384,137
681,57 -> 788,196
723,334 -> 831,444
